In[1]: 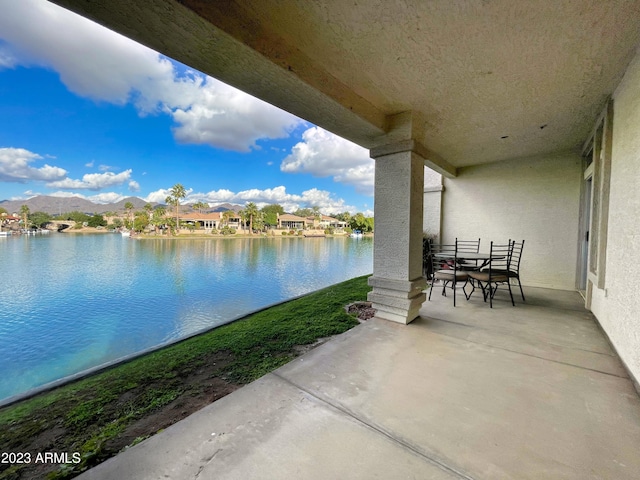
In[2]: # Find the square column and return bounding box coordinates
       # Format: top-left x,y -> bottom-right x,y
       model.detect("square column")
368,146 -> 426,324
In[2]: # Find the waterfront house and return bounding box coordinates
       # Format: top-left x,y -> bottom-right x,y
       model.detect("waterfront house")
178,211 -> 243,232
1,214 -> 20,227
46,1 -> 640,477
276,213 -> 307,230
178,212 -> 223,232
307,214 -> 348,231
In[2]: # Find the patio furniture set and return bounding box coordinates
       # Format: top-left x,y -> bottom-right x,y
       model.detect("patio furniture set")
427,238 -> 525,308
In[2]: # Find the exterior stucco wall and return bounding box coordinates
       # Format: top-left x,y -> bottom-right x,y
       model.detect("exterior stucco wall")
423,168 -> 443,241
441,153 -> 582,289
590,50 -> 640,386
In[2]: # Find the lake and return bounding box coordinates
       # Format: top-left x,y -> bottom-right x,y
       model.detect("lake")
0,233 -> 372,403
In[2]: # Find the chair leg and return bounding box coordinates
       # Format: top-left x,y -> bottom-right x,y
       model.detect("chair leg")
467,279 -> 476,300
428,282 -> 434,301
489,283 -> 494,308
462,279 -> 471,300
477,281 -> 488,302
517,278 -> 525,301
506,281 -> 515,307
453,279 -> 457,306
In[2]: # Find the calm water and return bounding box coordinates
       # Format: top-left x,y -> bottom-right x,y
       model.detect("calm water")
0,233 -> 372,402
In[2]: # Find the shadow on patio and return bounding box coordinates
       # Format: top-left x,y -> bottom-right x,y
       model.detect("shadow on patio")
79,287 -> 640,479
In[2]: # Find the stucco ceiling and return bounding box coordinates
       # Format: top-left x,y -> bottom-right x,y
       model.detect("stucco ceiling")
50,0 -> 640,171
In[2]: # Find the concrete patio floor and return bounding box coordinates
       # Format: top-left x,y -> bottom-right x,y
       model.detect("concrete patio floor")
79,286 -> 640,479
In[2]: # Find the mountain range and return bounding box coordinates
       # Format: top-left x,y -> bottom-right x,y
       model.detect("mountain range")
0,196 -> 242,215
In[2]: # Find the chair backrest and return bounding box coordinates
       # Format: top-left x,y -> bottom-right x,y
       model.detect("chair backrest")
456,237 -> 481,253
488,241 -> 512,274
429,243 -> 457,279
509,240 -> 525,273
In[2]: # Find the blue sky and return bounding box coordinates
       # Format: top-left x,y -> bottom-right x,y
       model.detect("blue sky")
0,0 -> 374,215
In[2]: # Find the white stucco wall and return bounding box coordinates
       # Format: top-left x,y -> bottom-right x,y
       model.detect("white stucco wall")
441,153 -> 582,289
590,50 -> 640,386
423,168 -> 443,240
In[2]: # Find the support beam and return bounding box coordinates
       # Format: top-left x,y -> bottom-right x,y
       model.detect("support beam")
368,143 -> 427,324
49,0 -> 387,147
371,111 -> 457,178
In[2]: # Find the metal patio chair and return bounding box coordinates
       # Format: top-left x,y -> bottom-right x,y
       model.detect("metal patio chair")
486,239 -> 525,301
468,241 -> 515,307
427,242 -> 470,307
456,237 -> 481,270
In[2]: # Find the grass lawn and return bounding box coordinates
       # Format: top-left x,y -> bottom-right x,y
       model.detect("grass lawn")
0,275 -> 371,480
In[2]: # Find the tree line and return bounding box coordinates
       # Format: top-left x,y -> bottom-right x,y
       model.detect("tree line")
5,183 -> 374,234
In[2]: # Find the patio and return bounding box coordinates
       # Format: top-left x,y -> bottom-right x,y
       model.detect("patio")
50,0 -> 640,431
78,286 -> 640,479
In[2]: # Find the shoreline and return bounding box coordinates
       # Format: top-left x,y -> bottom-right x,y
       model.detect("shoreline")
57,228 -> 372,239
0,276 -> 371,479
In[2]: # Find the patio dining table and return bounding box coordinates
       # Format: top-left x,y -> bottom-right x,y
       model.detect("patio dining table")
433,251 -> 497,270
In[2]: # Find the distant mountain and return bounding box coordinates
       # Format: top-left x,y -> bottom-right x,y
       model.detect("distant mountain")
0,196 -> 153,215
107,197 -> 153,212
0,196 -> 245,216
208,203 -> 243,213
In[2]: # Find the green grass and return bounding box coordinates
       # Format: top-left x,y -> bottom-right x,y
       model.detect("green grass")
0,275 -> 371,479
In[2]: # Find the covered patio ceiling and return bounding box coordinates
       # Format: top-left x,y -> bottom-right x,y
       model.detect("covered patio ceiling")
51,0 -> 640,173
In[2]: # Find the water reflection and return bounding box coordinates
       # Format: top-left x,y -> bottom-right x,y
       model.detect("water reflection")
0,234 -> 372,401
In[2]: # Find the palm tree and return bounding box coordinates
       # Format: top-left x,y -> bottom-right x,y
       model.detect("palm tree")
238,209 -> 247,231
165,196 -> 177,235
124,202 -> 134,231
20,204 -> 30,231
193,201 -> 208,214
144,203 -> 153,219
151,205 -> 166,234
167,183 -> 187,234
222,210 -> 234,227
312,206 -> 322,229
245,202 -> 259,235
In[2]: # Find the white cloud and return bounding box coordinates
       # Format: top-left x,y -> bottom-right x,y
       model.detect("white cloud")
0,147 -> 67,183
9,190 -> 40,201
48,190 -> 126,204
0,0 -> 303,152
0,43 -> 17,69
177,185 -> 357,214
85,160 -> 94,168
144,188 -> 172,204
171,78 -> 300,152
0,146 -> 139,194
87,192 -> 127,204
98,164 -> 115,172
144,187 -> 194,204
361,209 -> 374,217
49,191 -> 87,199
46,169 -> 133,190
281,127 -> 374,195
20,185 -> 363,214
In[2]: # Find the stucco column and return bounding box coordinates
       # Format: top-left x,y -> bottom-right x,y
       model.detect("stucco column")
367,145 -> 426,324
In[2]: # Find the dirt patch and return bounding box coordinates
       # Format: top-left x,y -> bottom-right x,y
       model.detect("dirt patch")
2,338 -> 344,479
3,351 -> 241,480
346,301 -> 377,322
104,352 -> 240,454
106,377 -> 239,453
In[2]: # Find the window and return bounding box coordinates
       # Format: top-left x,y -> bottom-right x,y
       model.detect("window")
581,100 -> 613,296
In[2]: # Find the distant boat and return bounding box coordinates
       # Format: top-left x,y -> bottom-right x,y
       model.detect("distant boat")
120,229 -> 131,237
350,230 -> 363,238
0,231 -> 10,237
